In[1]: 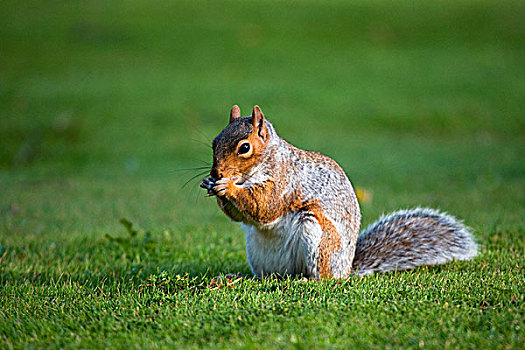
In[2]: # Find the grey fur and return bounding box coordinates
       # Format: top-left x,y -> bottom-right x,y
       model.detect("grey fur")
352,208 -> 478,275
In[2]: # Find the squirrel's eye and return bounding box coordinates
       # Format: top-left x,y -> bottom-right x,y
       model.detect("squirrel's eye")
238,142 -> 251,155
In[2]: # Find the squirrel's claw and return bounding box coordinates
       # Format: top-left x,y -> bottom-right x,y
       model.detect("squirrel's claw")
215,176 -> 242,197
201,176 -> 241,197
200,177 -> 214,189
201,177 -> 218,196
213,178 -> 230,197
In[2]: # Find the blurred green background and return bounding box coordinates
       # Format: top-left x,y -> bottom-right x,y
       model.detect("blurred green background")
2,0 -> 524,233
1,0 -> 524,250
1,0 -> 524,348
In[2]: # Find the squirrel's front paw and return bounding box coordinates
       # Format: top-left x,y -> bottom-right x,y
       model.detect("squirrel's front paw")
200,176 -> 241,197
200,177 -> 218,196
212,176 -> 241,197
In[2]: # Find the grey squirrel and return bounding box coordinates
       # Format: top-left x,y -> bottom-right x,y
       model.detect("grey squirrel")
200,105 -> 478,279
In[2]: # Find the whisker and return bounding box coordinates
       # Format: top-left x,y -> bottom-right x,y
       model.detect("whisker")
181,170 -> 209,189
167,162 -> 211,175
190,126 -> 213,144
173,166 -> 210,172
237,170 -> 256,182
191,138 -> 212,150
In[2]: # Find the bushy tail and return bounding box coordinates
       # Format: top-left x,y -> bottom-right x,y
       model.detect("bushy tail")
352,208 -> 478,276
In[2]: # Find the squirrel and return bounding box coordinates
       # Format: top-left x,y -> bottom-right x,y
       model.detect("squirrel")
200,105 -> 478,279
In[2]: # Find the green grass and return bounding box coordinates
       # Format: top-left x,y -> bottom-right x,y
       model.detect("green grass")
1,0 -> 524,348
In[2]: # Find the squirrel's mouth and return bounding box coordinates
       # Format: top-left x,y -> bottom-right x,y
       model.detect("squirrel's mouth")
235,176 -> 246,186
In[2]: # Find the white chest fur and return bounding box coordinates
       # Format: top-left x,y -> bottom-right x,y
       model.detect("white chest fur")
242,211 -> 322,278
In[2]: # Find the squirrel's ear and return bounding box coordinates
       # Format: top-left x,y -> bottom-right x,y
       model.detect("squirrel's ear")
229,105 -> 241,123
252,105 -> 268,141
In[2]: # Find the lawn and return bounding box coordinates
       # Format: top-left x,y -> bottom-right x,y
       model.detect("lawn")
1,0 -> 524,348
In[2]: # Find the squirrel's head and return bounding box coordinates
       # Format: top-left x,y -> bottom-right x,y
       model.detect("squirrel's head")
210,105 -> 270,180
